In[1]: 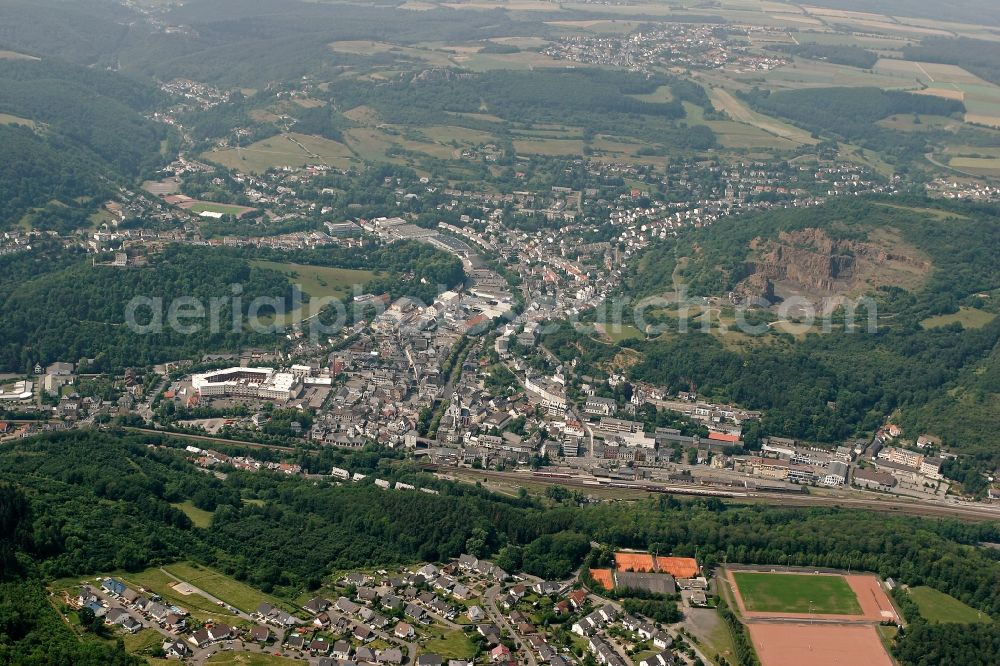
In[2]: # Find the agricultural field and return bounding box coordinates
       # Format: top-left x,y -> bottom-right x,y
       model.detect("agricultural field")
948,157 -> 1000,177
329,40 -> 455,68
877,114 -> 964,132
343,127 -> 453,163
703,92 -> 816,147
907,586 -> 993,624
756,58 -> 916,90
627,84 -> 674,103
731,572 -> 862,615
874,59 -> 1000,125
545,19 -> 645,34
416,125 -> 499,146
204,132 -> 355,174
455,50 -> 569,72
513,138 -> 586,156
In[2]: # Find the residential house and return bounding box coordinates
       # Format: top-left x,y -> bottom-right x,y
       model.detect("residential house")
572,605 -> 617,636
102,578 -> 127,597
337,597 -> 361,615
394,621 -> 415,639
162,639 -> 190,658
639,650 -> 676,666
104,608 -> 127,625
343,572 -> 371,587
378,648 -> 404,664
490,645 -> 512,663
332,640 -> 352,659
588,636 -> 628,666
147,602 -> 171,623
207,624 -> 232,643
568,589 -> 588,610
163,613 -> 186,632
418,654 -> 444,666
250,625 -> 271,642
405,602 -> 428,623
304,597 -> 332,614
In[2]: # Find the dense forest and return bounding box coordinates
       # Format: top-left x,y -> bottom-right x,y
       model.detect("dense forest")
0,58 -> 169,229
0,0 -> 131,67
3,430 -> 1000,664
891,587 -> 1000,666
0,240 -> 463,372
0,125 -> 113,232
0,59 -> 167,177
542,197 -> 1000,466
902,37 -> 1000,88
0,0 -> 549,87
741,87 -> 963,159
331,68 -> 716,150
0,246 -> 293,373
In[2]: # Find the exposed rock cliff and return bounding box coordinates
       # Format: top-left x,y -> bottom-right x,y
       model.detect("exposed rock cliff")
732,228 -> 927,305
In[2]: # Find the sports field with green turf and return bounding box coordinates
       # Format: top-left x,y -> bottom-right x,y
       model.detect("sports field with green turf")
733,571 -> 862,615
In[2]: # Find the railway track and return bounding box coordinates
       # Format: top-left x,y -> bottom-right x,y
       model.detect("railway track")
121,427 -> 299,453
431,465 -> 1000,522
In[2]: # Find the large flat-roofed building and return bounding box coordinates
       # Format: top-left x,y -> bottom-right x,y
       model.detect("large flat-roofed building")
822,461 -> 849,486
584,396 -> 617,417
524,375 -> 567,415
877,446 -> 924,469
192,367 -> 301,401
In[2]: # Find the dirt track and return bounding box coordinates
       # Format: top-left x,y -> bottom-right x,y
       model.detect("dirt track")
748,623 -> 893,666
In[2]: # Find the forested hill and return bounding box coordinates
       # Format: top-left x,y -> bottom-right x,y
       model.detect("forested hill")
0,58 -> 169,230
0,247 -> 295,373
3,430 -> 1000,663
0,0 -> 133,67
0,241 -> 464,373
544,198 -> 1000,468
628,197 -> 1000,308
2,0 -> 547,87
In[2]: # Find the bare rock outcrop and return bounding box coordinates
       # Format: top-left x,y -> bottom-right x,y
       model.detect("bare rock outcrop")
732,228 -> 925,305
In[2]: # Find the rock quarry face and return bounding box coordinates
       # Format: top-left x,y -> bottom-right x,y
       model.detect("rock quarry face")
732,228 -> 925,305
